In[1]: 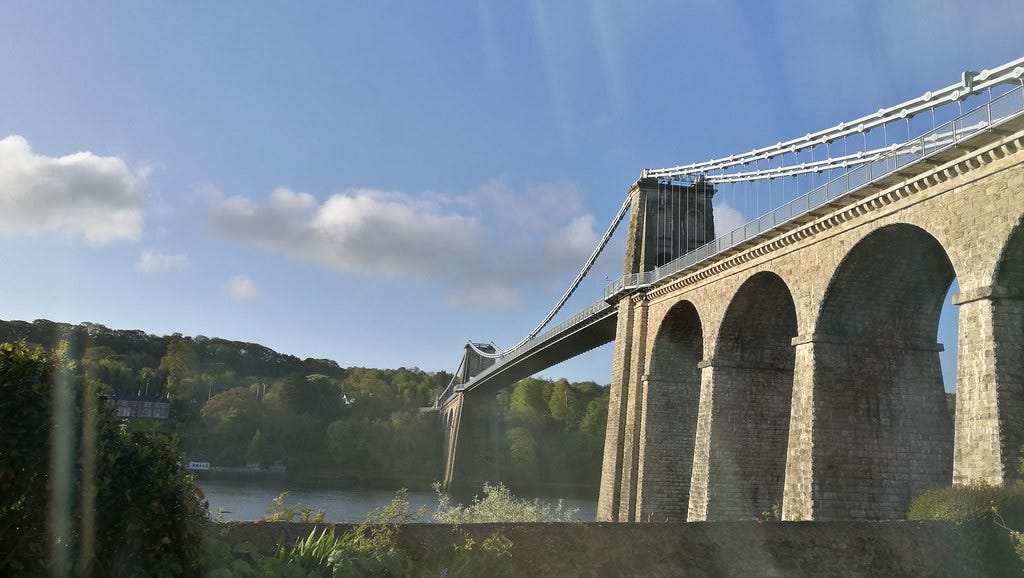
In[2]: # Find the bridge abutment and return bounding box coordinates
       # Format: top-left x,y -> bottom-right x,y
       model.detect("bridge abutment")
599,175 -> 716,522
686,364 -> 716,521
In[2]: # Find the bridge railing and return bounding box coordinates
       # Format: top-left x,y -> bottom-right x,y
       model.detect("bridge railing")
606,83 -> 1024,301
444,81 -> 1024,408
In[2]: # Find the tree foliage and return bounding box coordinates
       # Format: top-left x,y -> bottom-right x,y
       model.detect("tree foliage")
497,377 -> 608,492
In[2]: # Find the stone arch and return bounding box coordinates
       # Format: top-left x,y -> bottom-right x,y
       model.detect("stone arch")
812,223 -> 956,520
698,271 -> 797,520
995,218 -> 1024,291
638,300 -> 703,521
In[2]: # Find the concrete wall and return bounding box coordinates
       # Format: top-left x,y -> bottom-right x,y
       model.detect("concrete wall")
600,118 -> 1024,522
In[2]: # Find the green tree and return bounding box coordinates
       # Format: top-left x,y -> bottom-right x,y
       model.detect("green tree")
160,335 -> 197,401
344,368 -> 404,418
201,386 -> 261,465
507,378 -> 551,427
579,393 -> 609,437
247,428 -> 269,466
505,426 -> 540,483
265,373 -> 345,422
547,379 -> 579,426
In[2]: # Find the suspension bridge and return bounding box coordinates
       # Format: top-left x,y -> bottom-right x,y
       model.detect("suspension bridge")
435,55 -> 1024,521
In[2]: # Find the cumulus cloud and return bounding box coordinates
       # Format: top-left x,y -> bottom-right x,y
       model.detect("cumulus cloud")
210,186 -> 480,278
0,135 -> 147,245
224,275 -> 260,299
137,250 -> 190,273
208,179 -> 601,307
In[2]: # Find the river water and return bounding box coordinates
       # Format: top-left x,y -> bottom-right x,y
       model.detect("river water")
198,478 -> 598,523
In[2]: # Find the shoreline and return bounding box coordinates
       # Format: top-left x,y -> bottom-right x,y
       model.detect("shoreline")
191,468 -> 598,499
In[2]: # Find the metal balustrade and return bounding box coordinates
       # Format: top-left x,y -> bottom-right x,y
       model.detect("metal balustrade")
604,84 -> 1024,302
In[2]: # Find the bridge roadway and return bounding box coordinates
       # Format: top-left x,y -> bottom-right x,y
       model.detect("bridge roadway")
454,300 -> 617,397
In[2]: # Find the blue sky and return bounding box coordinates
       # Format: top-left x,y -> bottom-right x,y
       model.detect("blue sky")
0,1 -> 1021,386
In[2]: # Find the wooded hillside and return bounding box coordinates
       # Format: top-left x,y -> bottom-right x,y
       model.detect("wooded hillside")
0,319 -> 607,492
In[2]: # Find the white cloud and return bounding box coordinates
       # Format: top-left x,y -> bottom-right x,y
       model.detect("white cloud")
224,275 -> 260,300
210,187 -> 480,278
137,250 -> 190,273
0,135 -> 147,245
208,179 -> 601,308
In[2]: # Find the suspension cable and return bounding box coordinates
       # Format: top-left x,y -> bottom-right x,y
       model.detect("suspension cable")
469,194 -> 633,359
644,57 -> 1024,180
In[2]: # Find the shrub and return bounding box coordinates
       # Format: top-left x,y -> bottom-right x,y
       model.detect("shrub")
0,341 -> 206,576
434,481 -> 579,523
93,426 -> 207,576
206,488 -> 517,577
0,342 -> 56,572
907,484 -> 1024,526
908,483 -> 1024,574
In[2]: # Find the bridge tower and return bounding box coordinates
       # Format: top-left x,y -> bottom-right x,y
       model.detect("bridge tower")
623,176 -> 716,273
439,343 -> 500,493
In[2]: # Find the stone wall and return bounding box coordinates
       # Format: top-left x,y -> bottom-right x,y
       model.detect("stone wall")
221,520 -> 1022,576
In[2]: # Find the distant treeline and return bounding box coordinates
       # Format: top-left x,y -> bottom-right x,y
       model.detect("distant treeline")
0,319 -> 608,492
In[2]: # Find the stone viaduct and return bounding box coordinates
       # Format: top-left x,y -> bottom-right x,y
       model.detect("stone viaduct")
598,115 -> 1024,522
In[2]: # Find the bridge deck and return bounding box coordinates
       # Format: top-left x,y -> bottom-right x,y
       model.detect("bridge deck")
454,302 -> 617,396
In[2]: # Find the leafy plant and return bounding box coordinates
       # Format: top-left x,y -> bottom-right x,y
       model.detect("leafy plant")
908,476 -> 1024,572
759,503 -> 781,522
435,530 -> 514,578
205,486 -> 522,577
276,526 -> 343,575
327,489 -> 424,577
264,491 -> 326,523
203,532 -> 313,578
